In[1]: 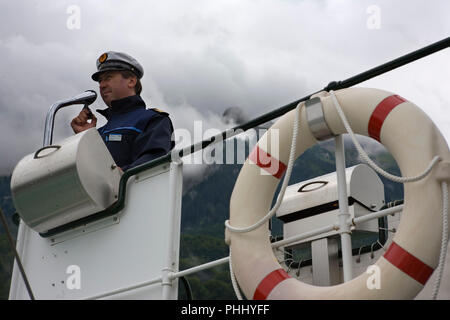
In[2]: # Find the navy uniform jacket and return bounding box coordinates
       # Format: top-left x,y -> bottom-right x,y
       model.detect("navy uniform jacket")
96,95 -> 174,171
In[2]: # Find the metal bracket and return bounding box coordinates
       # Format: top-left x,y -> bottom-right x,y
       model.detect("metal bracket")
305,97 -> 335,141
436,161 -> 450,182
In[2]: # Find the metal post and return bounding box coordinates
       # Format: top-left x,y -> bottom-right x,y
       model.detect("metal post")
161,160 -> 183,299
311,237 -> 340,286
334,135 -> 353,282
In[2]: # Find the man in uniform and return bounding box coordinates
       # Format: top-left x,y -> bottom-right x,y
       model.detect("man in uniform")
71,51 -> 174,171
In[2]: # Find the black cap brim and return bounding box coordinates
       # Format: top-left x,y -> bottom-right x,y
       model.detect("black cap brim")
91,66 -> 131,81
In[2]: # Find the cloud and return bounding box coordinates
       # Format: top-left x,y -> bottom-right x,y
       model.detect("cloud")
0,0 -> 449,299
0,0 -> 449,177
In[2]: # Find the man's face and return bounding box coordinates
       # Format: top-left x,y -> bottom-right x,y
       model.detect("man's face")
98,71 -> 136,107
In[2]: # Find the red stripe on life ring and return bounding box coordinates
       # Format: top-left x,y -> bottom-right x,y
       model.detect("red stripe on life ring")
253,269 -> 291,300
248,146 -> 287,179
383,241 -> 434,285
368,95 -> 407,142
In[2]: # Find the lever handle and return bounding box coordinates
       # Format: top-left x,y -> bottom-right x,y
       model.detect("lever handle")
34,145 -> 61,159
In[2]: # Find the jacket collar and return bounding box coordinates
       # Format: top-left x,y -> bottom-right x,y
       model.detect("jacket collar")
96,95 -> 146,119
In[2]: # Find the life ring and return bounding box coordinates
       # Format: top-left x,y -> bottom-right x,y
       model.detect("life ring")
226,87 -> 450,299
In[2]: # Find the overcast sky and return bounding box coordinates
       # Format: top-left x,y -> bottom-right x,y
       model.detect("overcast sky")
0,0 -> 449,174
0,0 -> 449,299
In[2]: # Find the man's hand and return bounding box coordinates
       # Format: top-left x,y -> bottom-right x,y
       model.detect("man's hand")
71,108 -> 97,134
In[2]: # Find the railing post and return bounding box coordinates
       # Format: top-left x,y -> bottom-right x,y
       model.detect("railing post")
162,160 -> 183,299
334,135 -> 353,282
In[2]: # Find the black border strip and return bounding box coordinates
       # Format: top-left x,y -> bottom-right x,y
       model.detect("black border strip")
276,197 -> 374,223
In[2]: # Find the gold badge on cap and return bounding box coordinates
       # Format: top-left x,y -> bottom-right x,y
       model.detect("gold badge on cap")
99,53 -> 108,64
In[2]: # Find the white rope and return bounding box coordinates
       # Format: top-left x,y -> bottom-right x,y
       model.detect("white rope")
225,101 -> 302,233
226,101 -> 301,300
432,181 -> 449,299
329,91 -> 441,183
329,90 -> 449,299
226,91 -> 447,300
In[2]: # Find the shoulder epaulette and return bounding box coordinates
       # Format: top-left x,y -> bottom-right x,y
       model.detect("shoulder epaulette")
151,107 -> 169,116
